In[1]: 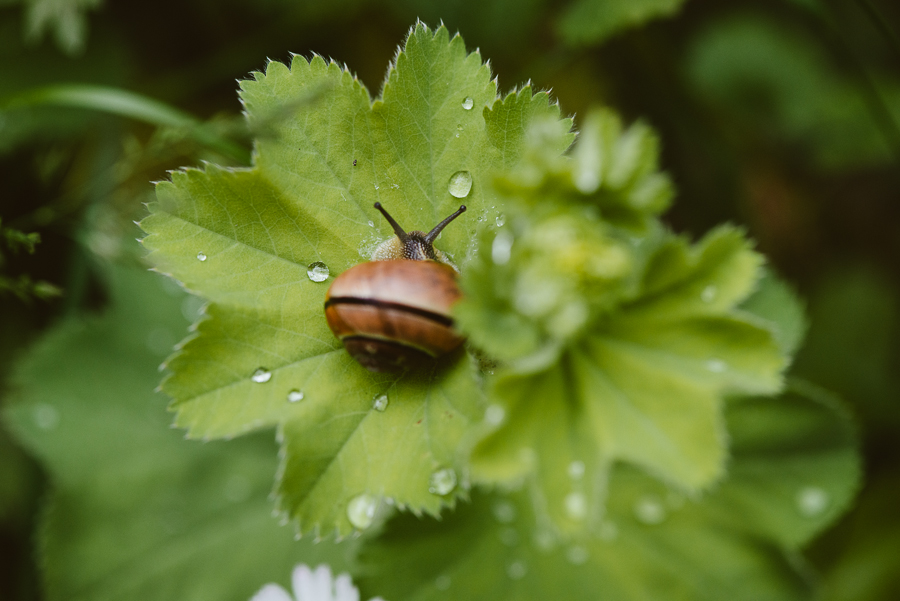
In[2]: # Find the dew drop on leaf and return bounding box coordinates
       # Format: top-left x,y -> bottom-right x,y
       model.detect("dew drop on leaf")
705,358 -> 727,373
492,500 -> 517,524
287,389 -> 305,403
506,560 -> 527,580
372,393 -> 389,412
633,494 -> 667,525
566,545 -> 589,565
196,252 -> 207,262
796,486 -> 830,517
306,261 -> 330,282
435,575 -> 451,591
33,403 -> 60,431
346,493 -> 378,529
448,171 -> 473,198
568,460 -> 586,480
495,213 -> 506,227
367,220 -> 374,227
251,368 -> 272,383
701,285 -> 717,303
428,468 -> 457,495
461,96 -> 474,110
564,492 -> 587,520
485,403 -> 506,425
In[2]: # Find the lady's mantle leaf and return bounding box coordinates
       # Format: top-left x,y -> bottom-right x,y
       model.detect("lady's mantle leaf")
139,23 -> 573,535
464,220 -> 786,535
3,265 -> 350,601
557,0 -> 688,47
357,385 -> 860,601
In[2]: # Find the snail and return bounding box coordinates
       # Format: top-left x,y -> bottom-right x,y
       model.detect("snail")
324,202 -> 467,372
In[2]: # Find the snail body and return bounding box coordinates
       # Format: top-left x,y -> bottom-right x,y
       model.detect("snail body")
324,203 -> 467,372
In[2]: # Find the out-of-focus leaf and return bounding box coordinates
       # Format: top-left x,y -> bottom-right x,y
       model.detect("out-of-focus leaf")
139,23 -> 573,536
739,268 -> 807,358
557,0 -> 687,46
3,264 -> 351,601
685,13 -> 900,169
358,384 -> 859,600
21,0 -> 103,55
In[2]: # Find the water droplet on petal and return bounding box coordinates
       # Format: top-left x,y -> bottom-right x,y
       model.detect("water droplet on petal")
462,97 -> 474,110
506,560 -> 527,580
196,252 -> 207,262
492,231 -> 513,265
568,461 -> 586,480
564,492 -> 587,520
347,493 -> 378,529
634,494 -> 667,525
287,390 -> 304,403
251,368 -> 272,383
372,394 -> 389,412
485,404 -> 506,425
566,545 -> 589,565
435,575 -> 451,591
705,358 -> 727,373
428,468 -> 457,495
701,285 -> 717,303
448,171 -> 473,198
33,403 -> 59,430
796,486 -> 830,517
307,261 -> 330,282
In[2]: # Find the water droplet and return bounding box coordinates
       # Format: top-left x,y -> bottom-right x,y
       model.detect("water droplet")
495,213 -> 506,227
435,575 -> 451,591
506,560 -> 527,580
599,520 -> 619,541
796,486 -> 830,517
448,171 -> 473,198
566,545 -> 589,565
251,368 -> 272,383
390,183 -> 399,190
633,495 -> 667,525
428,468 -> 457,495
492,231 -> 514,265
499,527 -> 519,546
485,404 -> 506,425
347,493 -> 378,529
701,285 -> 717,303
705,358 -> 727,373
367,220 -> 374,227
564,492 -> 587,520
568,461 -> 586,480
462,97 -> 474,110
196,252 -> 207,262
492,500 -> 517,524
306,261 -> 330,282
372,394 -> 389,412
33,403 -> 59,430
287,390 -> 305,403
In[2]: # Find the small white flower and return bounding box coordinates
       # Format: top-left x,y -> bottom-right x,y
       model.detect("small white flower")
250,564 -> 385,601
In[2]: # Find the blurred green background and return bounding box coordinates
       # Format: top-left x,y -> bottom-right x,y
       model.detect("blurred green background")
1,0 -> 898,599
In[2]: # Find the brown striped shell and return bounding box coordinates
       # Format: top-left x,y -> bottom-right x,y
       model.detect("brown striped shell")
325,260 -> 464,372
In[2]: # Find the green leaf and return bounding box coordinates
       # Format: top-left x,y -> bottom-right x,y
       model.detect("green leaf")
22,0 -> 102,55
139,23 -> 573,535
739,269 -> 807,359
358,384 -> 860,601
465,226 -> 786,534
557,0 -> 688,46
3,264 -> 351,601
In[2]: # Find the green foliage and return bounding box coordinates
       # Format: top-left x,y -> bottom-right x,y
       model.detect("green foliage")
457,112 -> 787,535
18,0 -> 102,55
685,13 -> 900,169
0,218 -> 62,302
140,23 -> 573,536
3,264 -> 352,601
359,384 -> 859,600
558,0 -> 687,45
